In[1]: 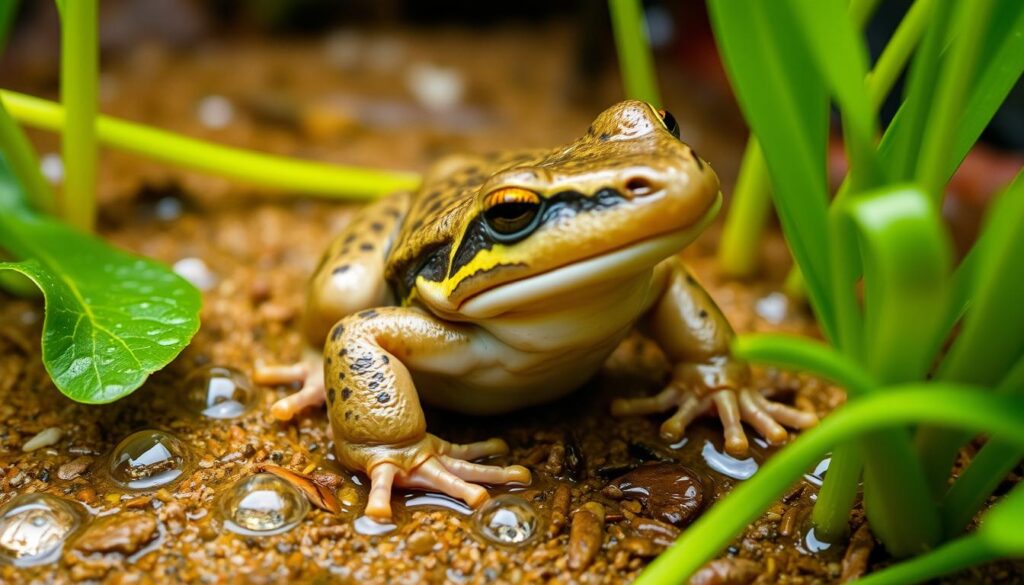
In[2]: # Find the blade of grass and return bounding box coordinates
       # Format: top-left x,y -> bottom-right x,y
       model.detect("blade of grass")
707,0 -> 835,343
858,483 -> 1024,585
0,90 -> 420,199
848,0 -> 882,29
59,0 -> 97,232
914,0 -> 995,199
917,170 -> 1024,490
882,0 -> 955,182
733,334 -> 875,396
789,0 -> 882,191
843,186 -> 952,383
865,0 -> 934,112
717,138 -> 772,277
608,0 -> 661,106
634,385 -> 1024,584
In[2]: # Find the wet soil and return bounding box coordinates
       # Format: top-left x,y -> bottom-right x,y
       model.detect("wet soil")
1,26 -> 1020,584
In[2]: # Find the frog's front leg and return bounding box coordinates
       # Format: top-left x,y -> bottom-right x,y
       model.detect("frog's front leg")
612,258 -> 818,456
326,307 -> 531,521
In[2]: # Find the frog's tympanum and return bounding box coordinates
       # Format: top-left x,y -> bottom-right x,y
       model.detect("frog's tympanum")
256,101 -> 817,521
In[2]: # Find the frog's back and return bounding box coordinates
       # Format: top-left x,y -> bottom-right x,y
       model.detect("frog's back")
384,149 -> 546,300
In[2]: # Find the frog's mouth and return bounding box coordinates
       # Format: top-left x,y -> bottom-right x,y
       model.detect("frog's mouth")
457,192 -> 721,319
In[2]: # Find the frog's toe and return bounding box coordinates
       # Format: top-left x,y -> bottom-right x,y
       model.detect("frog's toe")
737,388 -> 788,445
610,387 -> 679,416
750,390 -> 818,429
439,437 -> 510,460
366,462 -> 399,520
658,391 -> 711,441
268,364 -> 326,421
710,389 -> 750,457
401,458 -> 490,509
253,362 -> 307,385
438,456 -> 531,484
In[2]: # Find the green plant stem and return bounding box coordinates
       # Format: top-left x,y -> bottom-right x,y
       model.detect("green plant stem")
915,0 -> 994,199
608,0 -> 662,106
0,100 -> 53,214
849,0 -> 882,30
0,0 -> 18,54
941,440 -> 1022,537
866,0 -> 934,112
717,138 -> 772,277
1,91 -> 420,199
59,0 -> 97,232
634,385 -> 1024,584
855,533 -> 993,585
810,444 -> 861,541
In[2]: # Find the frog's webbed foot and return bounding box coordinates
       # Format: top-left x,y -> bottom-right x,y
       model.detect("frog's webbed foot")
346,435 -> 531,521
611,360 -> 818,457
254,349 -> 326,421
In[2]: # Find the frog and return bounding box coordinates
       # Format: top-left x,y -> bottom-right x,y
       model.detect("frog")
255,101 -> 817,521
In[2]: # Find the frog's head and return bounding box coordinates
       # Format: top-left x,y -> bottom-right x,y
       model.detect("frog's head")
417,100 -> 721,317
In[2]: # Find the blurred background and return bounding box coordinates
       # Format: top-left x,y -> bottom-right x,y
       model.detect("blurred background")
0,0 -> 1020,243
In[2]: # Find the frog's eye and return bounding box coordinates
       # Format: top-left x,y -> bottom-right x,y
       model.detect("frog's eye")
656,108 -> 681,140
482,187 -> 543,241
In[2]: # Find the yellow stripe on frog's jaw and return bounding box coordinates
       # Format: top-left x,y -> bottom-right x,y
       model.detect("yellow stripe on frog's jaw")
414,244 -> 516,311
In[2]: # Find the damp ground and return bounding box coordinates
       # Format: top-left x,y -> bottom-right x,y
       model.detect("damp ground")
1,24 -> 1020,585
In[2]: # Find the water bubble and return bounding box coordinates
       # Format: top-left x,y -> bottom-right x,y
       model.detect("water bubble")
472,495 -> 538,547
0,494 -> 86,567
701,440 -> 759,480
184,366 -> 259,419
353,515 -> 397,536
803,526 -> 832,553
804,455 -> 831,487
403,492 -> 473,516
108,430 -> 192,490
220,474 -> 309,536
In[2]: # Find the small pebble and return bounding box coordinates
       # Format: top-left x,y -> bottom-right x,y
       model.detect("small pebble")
23,427 -> 63,452
406,530 -> 435,555
405,63 -> 464,111
57,456 -> 94,481
196,95 -> 234,129
173,258 -> 217,291
568,502 -> 605,571
73,512 -> 157,556
547,484 -> 571,538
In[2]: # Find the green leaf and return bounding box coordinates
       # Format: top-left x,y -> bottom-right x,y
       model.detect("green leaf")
707,0 -> 835,343
0,156 -> 201,403
939,170 -> 1024,384
788,0 -> 882,190
840,185 -> 952,383
733,334 -> 875,397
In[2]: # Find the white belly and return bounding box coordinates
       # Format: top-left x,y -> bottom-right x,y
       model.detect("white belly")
410,269 -> 665,414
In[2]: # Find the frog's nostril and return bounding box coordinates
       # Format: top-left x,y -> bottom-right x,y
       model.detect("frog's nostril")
625,176 -> 658,198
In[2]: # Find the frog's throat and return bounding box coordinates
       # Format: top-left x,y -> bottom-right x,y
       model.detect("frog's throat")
456,192 -> 722,319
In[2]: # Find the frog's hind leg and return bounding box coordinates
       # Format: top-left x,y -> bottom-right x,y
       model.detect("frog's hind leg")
326,307 -> 530,521
254,193 -> 412,420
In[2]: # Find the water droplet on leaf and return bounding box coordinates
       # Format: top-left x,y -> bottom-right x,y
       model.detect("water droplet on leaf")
473,495 -> 537,546
108,430 -> 192,490
220,474 -> 309,536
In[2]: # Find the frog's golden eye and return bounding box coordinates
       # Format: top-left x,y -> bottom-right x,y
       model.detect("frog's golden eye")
482,187 -> 543,241
656,108 -> 681,140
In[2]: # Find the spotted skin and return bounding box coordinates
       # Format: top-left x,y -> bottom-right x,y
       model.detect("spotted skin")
303,192 -> 411,344
265,101 -> 817,521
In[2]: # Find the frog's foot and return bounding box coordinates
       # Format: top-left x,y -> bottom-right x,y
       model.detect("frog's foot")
611,385 -> 817,457
343,434 -> 531,521
253,351 -> 326,421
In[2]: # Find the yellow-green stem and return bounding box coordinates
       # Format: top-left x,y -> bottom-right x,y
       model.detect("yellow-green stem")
1,91 -> 420,199
0,100 -> 53,213
717,138 -> 772,278
59,0 -> 98,232
608,0 -> 662,106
